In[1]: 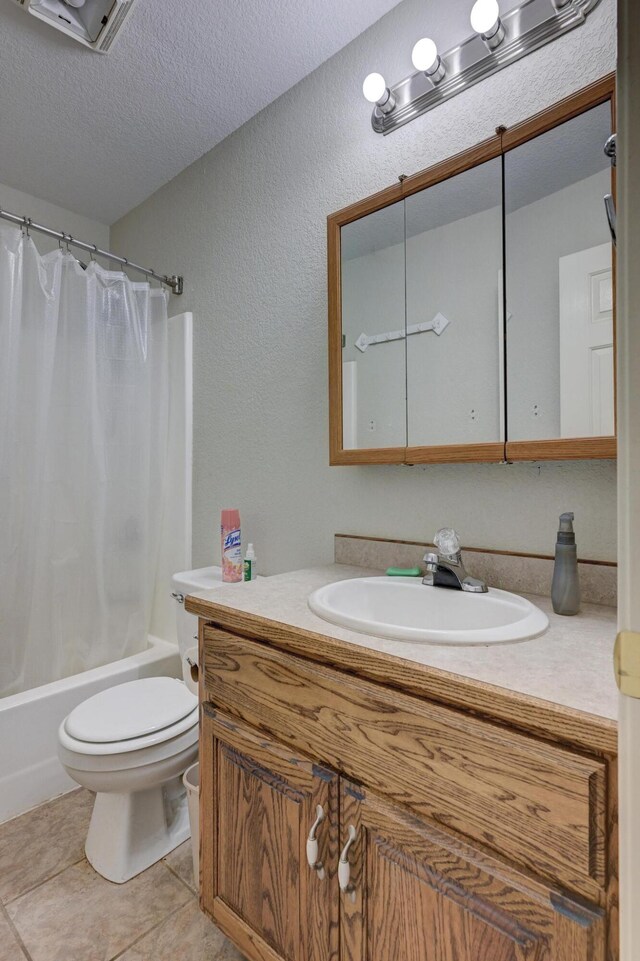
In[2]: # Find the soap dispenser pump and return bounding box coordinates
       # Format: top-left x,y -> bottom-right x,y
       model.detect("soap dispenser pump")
551,512 -> 581,616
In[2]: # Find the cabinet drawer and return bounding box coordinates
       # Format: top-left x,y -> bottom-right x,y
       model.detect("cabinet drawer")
203,626 -> 607,901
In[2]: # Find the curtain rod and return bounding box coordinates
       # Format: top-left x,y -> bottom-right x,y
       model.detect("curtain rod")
0,207 -> 183,295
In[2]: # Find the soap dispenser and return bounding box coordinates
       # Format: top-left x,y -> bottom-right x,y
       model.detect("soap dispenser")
551,512 -> 581,616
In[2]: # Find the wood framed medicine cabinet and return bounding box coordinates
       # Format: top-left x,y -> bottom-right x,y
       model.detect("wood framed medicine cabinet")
328,74 -> 617,466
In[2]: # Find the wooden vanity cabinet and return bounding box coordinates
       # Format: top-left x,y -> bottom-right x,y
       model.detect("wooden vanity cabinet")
200,709 -> 339,961
199,625 -> 616,961
339,779 -> 604,961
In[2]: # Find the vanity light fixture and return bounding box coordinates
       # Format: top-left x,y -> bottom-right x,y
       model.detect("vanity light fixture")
364,0 -> 603,134
411,38 -> 446,84
362,72 -> 396,115
470,0 -> 505,50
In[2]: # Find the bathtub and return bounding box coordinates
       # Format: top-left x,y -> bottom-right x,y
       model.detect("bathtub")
0,636 -> 182,824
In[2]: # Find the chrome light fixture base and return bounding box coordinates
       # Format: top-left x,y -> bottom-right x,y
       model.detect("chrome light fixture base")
424,55 -> 447,84
376,88 -> 397,116
480,19 -> 506,51
371,0 -> 603,135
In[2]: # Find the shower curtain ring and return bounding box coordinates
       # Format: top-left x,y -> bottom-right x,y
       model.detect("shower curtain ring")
23,217 -> 31,238
90,243 -> 98,262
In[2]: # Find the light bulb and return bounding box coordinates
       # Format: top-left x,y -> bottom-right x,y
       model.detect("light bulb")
470,0 -> 500,36
411,36 -> 445,83
411,37 -> 438,73
362,73 -> 387,104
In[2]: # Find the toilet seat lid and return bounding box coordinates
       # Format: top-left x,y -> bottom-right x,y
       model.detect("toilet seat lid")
64,677 -> 198,743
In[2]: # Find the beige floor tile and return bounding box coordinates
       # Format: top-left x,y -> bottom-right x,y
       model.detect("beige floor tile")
7,859 -> 191,961
0,906 -> 27,961
0,789 -> 94,904
162,841 -> 196,894
116,901 -> 245,961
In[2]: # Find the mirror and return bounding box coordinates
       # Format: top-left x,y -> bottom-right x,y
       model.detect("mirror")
504,102 -> 614,445
405,157 -> 503,449
340,199 -> 407,451
339,157 -> 504,453
328,76 -> 615,465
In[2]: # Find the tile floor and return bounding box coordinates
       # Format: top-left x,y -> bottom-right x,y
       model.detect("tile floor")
0,790 -> 244,961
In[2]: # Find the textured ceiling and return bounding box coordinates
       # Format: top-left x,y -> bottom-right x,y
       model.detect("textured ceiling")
0,0 -> 404,223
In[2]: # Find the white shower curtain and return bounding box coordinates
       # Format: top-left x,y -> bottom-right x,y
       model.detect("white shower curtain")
0,226 -> 170,697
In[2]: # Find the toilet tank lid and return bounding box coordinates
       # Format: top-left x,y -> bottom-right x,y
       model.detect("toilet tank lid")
171,565 -> 224,593
172,565 -> 261,594
64,677 -> 198,743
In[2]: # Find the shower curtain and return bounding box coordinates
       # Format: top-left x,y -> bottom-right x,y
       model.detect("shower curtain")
0,226 -> 170,697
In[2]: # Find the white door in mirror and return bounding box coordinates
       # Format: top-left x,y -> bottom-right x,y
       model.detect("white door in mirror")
560,243 -> 614,438
308,577 -> 549,646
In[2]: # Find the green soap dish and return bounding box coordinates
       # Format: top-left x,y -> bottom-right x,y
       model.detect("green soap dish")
385,566 -> 422,577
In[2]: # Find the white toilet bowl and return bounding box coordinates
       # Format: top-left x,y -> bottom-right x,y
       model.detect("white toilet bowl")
57,567 -> 255,885
57,676 -> 198,884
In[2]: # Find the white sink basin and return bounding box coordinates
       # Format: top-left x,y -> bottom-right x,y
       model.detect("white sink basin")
308,576 -> 548,646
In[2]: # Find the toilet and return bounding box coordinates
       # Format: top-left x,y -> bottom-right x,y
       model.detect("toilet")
57,566 -> 241,884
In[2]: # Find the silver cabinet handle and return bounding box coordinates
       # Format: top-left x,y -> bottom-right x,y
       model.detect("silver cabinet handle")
603,135 -> 617,248
604,133 -> 616,167
338,825 -> 357,894
604,194 -> 617,247
306,805 -> 325,878
171,591 -> 184,604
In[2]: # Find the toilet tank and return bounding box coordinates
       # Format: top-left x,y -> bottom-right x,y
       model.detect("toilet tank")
172,566 -> 220,657
171,566 -> 260,657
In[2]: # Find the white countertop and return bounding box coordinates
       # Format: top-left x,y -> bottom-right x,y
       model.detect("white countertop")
190,564 -> 618,722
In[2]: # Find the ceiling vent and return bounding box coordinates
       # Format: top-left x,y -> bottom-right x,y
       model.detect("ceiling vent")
13,0 -> 136,52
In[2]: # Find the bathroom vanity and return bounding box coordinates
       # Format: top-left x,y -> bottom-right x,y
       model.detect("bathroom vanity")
187,565 -> 618,961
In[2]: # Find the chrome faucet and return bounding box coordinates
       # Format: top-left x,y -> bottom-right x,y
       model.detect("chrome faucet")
423,528 -> 488,593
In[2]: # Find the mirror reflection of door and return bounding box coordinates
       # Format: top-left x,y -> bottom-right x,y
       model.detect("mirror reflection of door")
559,243 -> 614,437
504,101 -> 614,442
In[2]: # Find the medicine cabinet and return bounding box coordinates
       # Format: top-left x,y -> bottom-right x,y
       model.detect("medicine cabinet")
328,74 -> 616,465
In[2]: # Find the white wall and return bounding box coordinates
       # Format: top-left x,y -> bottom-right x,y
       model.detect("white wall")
112,0 -> 617,568
0,181 -> 109,254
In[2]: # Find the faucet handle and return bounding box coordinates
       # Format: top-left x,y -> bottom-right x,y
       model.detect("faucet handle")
434,528 -> 461,557
423,552 -> 438,573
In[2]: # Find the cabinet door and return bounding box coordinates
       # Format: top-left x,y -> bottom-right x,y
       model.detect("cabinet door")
404,154 -> 505,457
503,96 -> 616,461
339,779 -> 605,961
201,706 -> 339,961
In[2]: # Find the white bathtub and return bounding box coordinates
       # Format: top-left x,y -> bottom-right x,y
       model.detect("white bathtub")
0,636 -> 182,824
